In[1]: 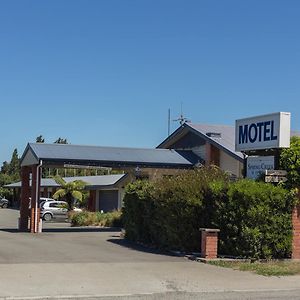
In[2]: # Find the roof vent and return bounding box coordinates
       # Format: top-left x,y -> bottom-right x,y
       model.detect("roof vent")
206,132 -> 222,138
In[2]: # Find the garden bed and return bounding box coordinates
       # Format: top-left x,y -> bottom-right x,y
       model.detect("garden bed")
70,211 -> 122,227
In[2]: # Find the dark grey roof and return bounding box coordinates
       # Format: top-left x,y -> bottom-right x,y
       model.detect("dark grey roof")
187,123 -> 244,160
158,123 -> 300,163
21,143 -> 198,168
5,174 -> 127,189
158,123 -> 244,161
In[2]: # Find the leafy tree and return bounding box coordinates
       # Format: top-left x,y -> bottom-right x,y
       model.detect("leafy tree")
0,149 -> 20,200
9,149 -> 20,180
52,176 -> 87,211
0,149 -> 20,180
1,161 -> 10,174
54,137 -> 68,144
36,135 -> 45,143
280,136 -> 300,188
0,173 -> 14,198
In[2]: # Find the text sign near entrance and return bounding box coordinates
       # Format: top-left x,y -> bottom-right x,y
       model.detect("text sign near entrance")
247,156 -> 275,179
265,170 -> 288,183
235,112 -> 291,152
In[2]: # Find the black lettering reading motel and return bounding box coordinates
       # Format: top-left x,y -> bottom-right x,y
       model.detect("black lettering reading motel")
239,120 -> 278,144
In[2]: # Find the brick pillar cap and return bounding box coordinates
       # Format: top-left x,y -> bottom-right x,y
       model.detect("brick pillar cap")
199,228 -> 220,232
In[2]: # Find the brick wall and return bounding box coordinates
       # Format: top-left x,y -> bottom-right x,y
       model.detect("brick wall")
292,204 -> 300,259
200,229 -> 219,259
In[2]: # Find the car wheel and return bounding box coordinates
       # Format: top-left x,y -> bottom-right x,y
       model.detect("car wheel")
2,203 -> 8,208
43,213 -> 52,221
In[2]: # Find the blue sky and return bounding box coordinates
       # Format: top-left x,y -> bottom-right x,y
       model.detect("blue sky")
0,0 -> 300,163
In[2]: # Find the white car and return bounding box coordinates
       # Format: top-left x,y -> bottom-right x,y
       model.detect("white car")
28,197 -> 55,208
40,200 -> 82,221
39,197 -> 56,208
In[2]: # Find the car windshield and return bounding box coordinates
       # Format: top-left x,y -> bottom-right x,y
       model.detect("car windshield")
40,202 -> 47,209
40,201 -> 46,208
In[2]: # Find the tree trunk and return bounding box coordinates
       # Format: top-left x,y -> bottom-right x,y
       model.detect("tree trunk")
66,194 -> 74,211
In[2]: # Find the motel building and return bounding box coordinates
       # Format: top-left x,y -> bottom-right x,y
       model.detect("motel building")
11,112 -> 299,235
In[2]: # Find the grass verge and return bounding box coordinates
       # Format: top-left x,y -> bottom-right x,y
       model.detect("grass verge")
208,260 -> 300,276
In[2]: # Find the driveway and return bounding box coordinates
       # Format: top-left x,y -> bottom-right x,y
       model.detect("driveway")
1,209 -> 300,300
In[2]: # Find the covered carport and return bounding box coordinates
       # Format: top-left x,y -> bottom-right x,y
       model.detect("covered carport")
5,174 -> 129,212
19,143 -> 198,233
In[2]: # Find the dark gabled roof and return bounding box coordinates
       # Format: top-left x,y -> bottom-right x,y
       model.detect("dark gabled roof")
158,123 -> 244,162
158,123 -> 300,163
187,123 -> 244,161
21,143 -> 199,168
5,174 -> 127,189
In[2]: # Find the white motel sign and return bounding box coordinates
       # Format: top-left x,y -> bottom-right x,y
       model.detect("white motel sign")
235,112 -> 291,152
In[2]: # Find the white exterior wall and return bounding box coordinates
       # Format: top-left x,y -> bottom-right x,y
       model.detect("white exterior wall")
219,150 -> 243,177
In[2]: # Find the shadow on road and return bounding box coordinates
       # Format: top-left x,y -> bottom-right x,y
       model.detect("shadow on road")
42,227 -> 121,233
0,228 -> 20,233
0,226 -> 121,233
107,237 -> 177,257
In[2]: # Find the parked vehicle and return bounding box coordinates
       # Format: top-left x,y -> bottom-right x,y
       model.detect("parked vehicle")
29,197 -> 55,208
40,200 -> 82,221
0,197 -> 9,208
39,197 -> 55,208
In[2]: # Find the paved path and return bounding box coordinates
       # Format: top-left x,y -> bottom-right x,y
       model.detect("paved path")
1,209 -> 300,299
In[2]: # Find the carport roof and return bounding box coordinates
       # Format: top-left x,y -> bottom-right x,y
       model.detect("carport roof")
5,174 -> 127,189
21,143 -> 198,168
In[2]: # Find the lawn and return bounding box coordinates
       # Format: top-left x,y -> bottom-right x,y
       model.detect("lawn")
208,260 -> 300,276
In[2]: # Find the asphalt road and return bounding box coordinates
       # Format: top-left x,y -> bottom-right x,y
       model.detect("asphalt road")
1,208 -> 300,300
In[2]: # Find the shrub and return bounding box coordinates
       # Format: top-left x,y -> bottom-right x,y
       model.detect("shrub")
212,180 -> 297,259
122,167 -> 297,258
123,167 -> 228,251
280,136 -> 300,188
122,180 -> 156,244
70,210 -> 123,227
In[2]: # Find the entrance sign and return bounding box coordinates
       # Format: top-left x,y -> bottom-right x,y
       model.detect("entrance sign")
265,170 -> 288,183
247,156 -> 274,179
235,112 -> 291,152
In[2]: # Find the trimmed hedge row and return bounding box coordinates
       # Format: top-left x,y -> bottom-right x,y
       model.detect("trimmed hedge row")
122,168 -> 297,259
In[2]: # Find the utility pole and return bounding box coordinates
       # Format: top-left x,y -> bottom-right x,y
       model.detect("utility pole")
168,108 -> 171,136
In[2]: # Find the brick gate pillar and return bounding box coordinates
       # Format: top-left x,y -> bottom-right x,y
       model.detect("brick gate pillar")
30,164 -> 41,233
19,166 -> 31,231
200,228 -> 220,259
292,204 -> 300,259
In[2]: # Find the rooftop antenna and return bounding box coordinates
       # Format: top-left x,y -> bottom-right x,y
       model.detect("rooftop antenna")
168,108 -> 171,136
173,102 -> 191,126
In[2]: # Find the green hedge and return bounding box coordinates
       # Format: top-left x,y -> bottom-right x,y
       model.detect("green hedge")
122,168 -> 297,258
123,167 -> 227,252
208,180 -> 296,258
